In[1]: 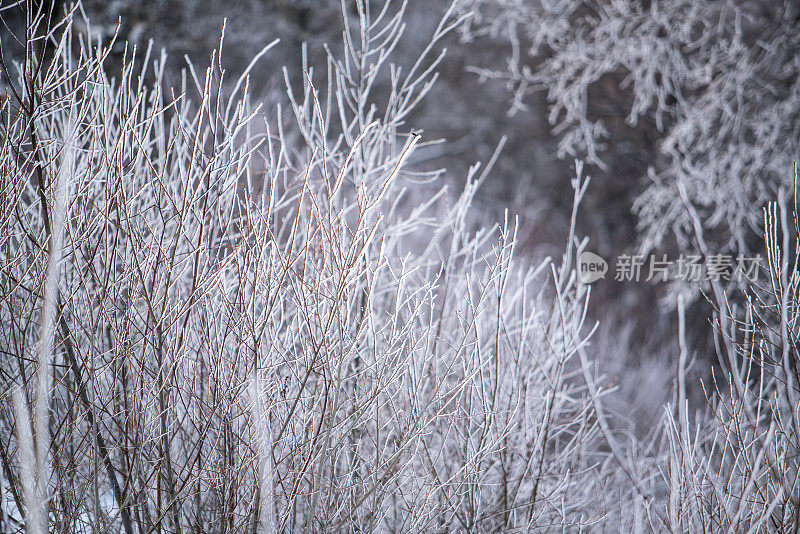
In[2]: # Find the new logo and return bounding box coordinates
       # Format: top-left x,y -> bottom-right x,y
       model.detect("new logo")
579,251 -> 608,284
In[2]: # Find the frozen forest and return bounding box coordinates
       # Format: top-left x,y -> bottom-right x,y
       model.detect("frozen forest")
1,0 -> 800,531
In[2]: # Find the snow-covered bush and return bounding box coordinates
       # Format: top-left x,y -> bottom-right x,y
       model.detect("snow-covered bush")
0,2 -> 645,531
653,173 -> 800,532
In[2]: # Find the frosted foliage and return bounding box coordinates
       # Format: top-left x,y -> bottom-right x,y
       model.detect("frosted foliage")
460,0 -> 800,256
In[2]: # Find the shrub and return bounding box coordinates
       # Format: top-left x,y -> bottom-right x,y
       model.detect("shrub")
0,2 -> 635,531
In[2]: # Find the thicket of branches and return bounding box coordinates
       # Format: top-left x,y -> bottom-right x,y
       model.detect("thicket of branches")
1,1 -> 800,533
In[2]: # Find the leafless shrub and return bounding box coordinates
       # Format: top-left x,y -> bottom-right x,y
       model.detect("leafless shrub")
653,168 -> 800,532
0,2 -> 645,532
